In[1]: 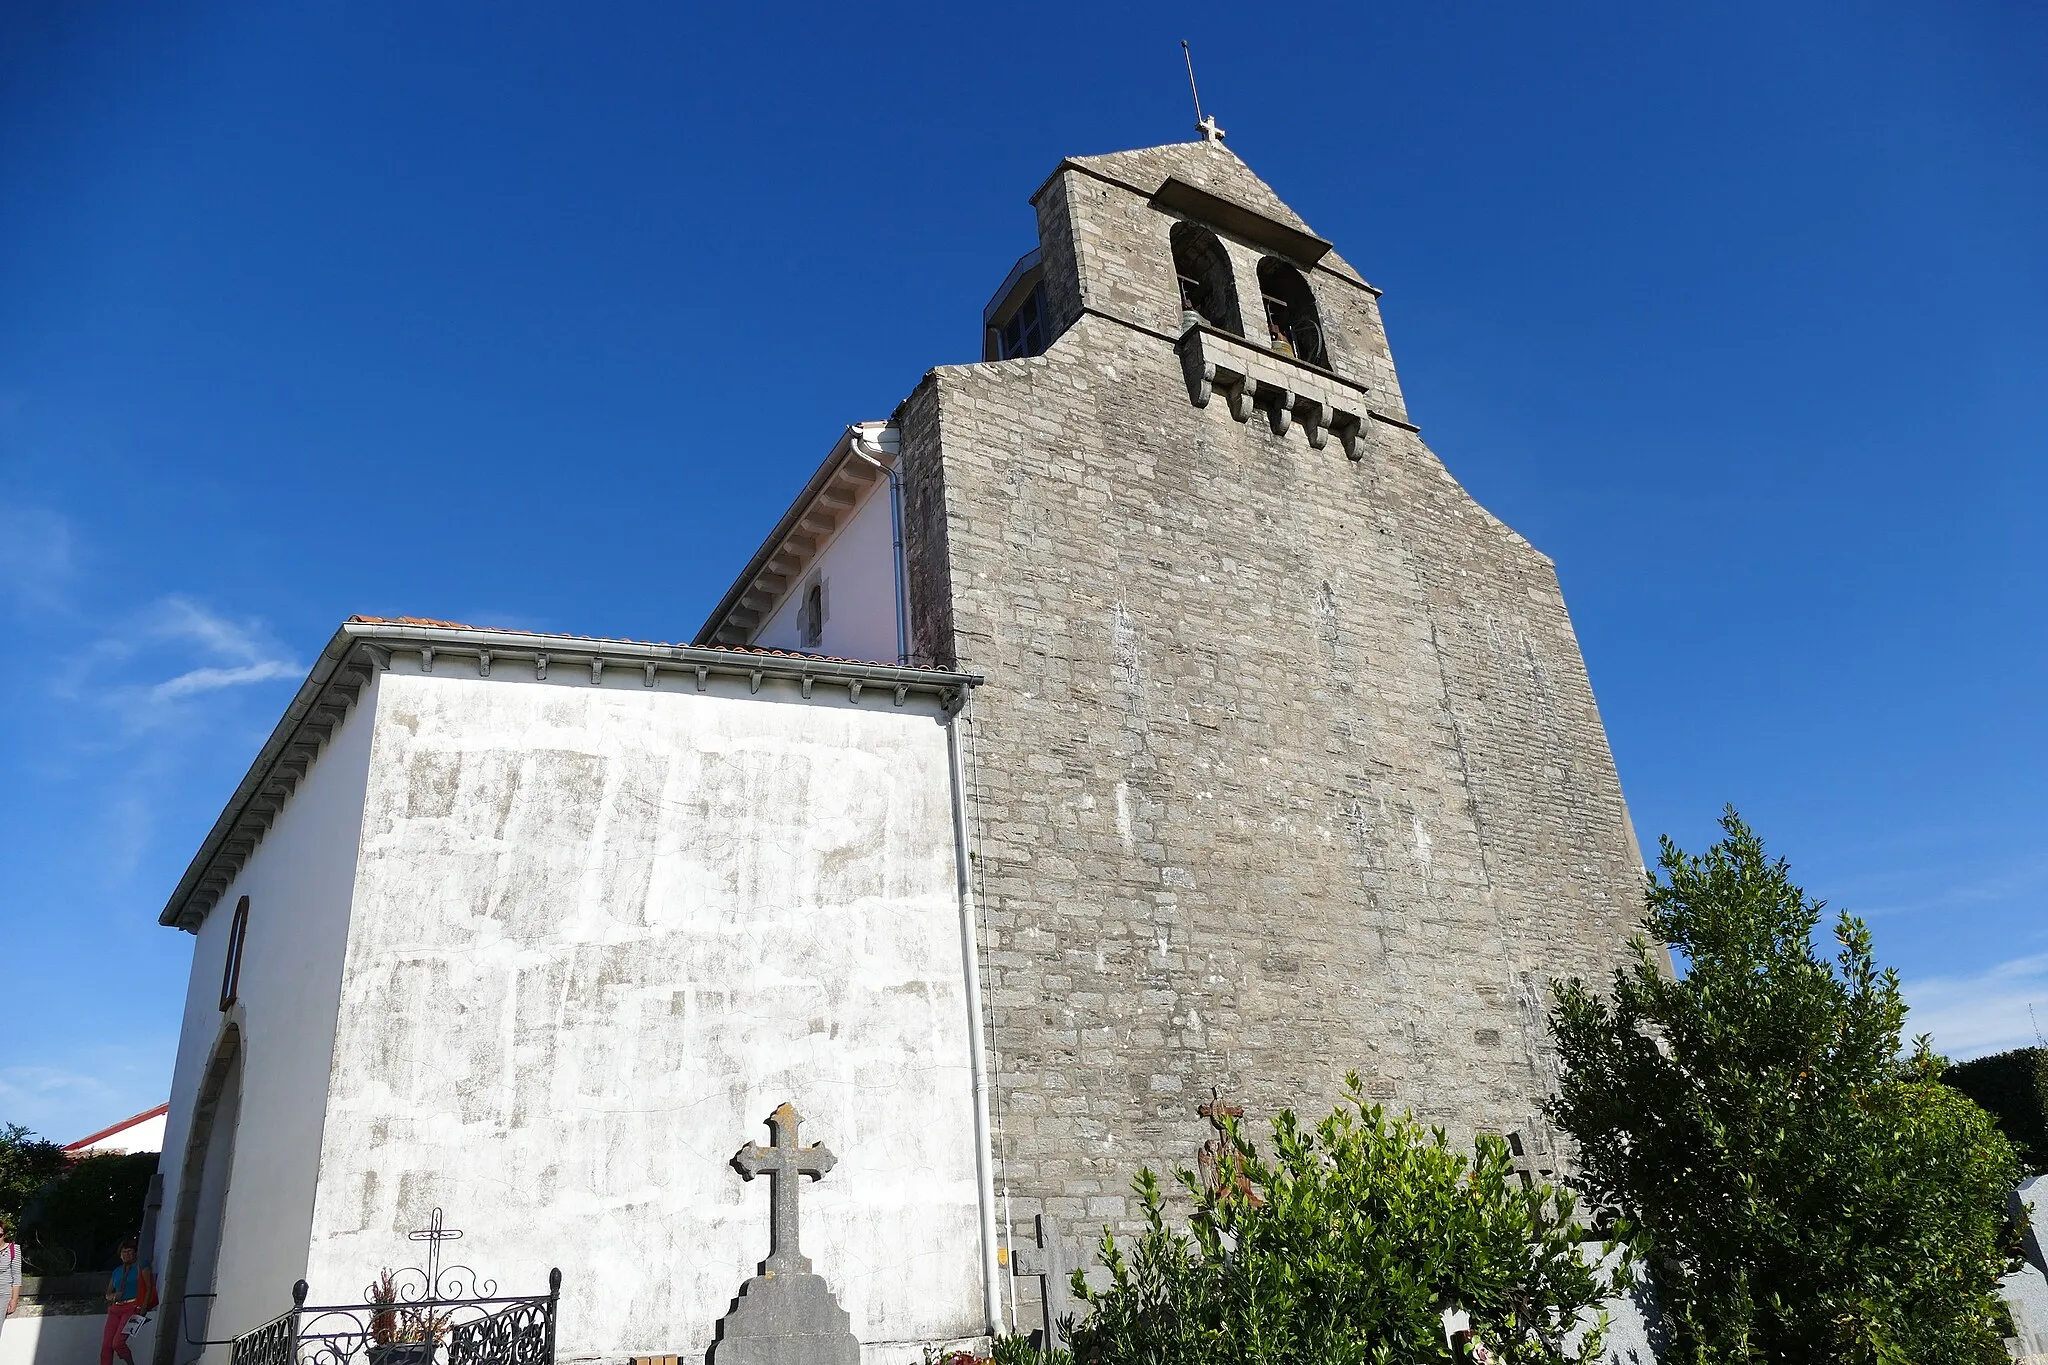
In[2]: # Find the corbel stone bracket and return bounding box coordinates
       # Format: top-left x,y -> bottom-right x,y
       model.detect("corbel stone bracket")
1177,325 -> 1372,460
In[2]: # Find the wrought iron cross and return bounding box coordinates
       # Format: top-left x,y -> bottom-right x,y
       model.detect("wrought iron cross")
406,1207 -> 463,1300
731,1103 -> 837,1276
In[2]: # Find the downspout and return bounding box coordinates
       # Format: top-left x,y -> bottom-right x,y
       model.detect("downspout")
849,422 -> 910,667
946,710 -> 1004,1336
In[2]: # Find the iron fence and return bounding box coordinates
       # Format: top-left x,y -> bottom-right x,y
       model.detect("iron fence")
222,1270 -> 559,1365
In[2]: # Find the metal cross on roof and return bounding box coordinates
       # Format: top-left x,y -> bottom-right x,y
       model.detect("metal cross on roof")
731,1102 -> 837,1276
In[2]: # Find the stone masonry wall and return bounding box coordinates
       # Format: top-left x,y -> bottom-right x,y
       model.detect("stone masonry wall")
1039,143 -> 1410,419
899,148 -> 1646,1274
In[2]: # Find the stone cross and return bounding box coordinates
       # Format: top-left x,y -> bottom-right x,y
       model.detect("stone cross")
1009,1214 -> 1070,1353
731,1103 -> 837,1276
1506,1128 -> 1555,1189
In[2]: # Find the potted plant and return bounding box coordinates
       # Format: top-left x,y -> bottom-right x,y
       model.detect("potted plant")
367,1271 -> 446,1365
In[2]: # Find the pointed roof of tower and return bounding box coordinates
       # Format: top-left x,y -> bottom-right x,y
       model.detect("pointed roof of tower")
1050,140 -> 1368,287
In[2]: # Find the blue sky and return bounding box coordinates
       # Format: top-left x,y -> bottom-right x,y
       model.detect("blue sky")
2,1 -> 2043,1144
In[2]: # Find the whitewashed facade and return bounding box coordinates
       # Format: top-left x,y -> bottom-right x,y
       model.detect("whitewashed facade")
152,618 -> 990,1365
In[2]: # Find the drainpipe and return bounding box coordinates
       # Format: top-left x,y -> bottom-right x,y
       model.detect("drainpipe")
946,713 -> 1004,1336
849,423 -> 910,667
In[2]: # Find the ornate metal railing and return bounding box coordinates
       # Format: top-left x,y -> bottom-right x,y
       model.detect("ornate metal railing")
226,1270 -> 559,1365
227,1302 -> 297,1365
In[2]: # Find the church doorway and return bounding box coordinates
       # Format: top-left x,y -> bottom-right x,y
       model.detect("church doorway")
155,1024 -> 244,1365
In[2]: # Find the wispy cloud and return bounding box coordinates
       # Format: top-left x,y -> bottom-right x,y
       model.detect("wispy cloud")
69,594 -> 308,728
142,597 -> 303,701
0,1066 -> 125,1135
12,515 -> 306,898
0,504 -> 75,611
148,660 -> 302,700
1904,952 -> 2048,1060
0,1045 -> 172,1144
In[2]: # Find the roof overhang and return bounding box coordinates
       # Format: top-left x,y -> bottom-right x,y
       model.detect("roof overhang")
1149,177 -> 1333,270
65,1103 -> 170,1153
160,616 -> 979,932
695,423 -> 896,648
982,247 -> 1044,329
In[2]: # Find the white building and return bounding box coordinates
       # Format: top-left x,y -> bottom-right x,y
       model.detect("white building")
65,1105 -> 169,1157
151,426 -> 995,1365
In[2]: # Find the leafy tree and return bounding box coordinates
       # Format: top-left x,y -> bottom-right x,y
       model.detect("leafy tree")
22,1151 -> 157,1274
1547,810 -> 2024,1364
1067,1075 -> 1632,1365
1944,1047 -> 2048,1174
0,1124 -> 69,1230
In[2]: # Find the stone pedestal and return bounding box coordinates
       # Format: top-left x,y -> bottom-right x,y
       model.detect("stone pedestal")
707,1270 -> 860,1365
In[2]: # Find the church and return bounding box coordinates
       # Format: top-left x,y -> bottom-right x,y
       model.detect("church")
146,134 -> 1654,1365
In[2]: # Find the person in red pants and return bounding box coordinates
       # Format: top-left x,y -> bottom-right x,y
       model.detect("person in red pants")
100,1239 -> 154,1365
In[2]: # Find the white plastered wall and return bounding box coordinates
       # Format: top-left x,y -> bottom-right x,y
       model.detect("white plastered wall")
70,1110 -> 167,1155
305,666 -> 982,1363
155,673 -> 381,1356
754,472 -> 900,664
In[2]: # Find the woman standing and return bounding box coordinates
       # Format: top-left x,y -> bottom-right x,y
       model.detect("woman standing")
0,1216 -> 21,1346
101,1238 -> 154,1365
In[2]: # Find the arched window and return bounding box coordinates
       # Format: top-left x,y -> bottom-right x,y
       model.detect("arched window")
1256,258 -> 1328,368
798,577 -> 827,649
1170,222 -> 1242,335
218,895 -> 249,1011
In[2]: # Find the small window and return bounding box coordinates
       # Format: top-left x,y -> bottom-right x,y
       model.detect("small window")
218,895 -> 250,1012
798,579 -> 827,649
1256,258 -> 1328,368
1170,222 -> 1242,334
993,285 -> 1047,361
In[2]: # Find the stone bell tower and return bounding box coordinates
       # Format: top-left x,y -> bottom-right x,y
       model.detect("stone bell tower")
695,134 -> 1649,1264
894,138 -> 1648,1238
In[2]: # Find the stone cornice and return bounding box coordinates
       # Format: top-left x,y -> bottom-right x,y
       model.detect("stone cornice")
1176,323 -> 1374,456
158,618 -> 981,933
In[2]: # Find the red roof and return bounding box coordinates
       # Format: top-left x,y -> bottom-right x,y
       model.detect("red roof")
65,1103 -> 169,1153
344,616 -> 945,671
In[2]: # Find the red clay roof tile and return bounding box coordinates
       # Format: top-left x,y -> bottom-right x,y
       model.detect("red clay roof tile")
344,616 -> 943,671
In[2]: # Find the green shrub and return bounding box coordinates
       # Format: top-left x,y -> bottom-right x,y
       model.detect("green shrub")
0,1124 -> 69,1231
1944,1046 -> 2048,1174
1548,811 -> 2025,1365
1066,1075 -> 1632,1365
21,1151 -> 156,1275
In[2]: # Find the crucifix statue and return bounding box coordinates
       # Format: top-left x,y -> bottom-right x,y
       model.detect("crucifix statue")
731,1102 -> 837,1276
1197,1087 -> 1262,1206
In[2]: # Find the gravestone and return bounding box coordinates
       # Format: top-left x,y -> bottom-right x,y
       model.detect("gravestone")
1505,1126 -> 1556,1189
1008,1213 -> 1071,1353
706,1104 -> 860,1365
2003,1175 -> 2048,1362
